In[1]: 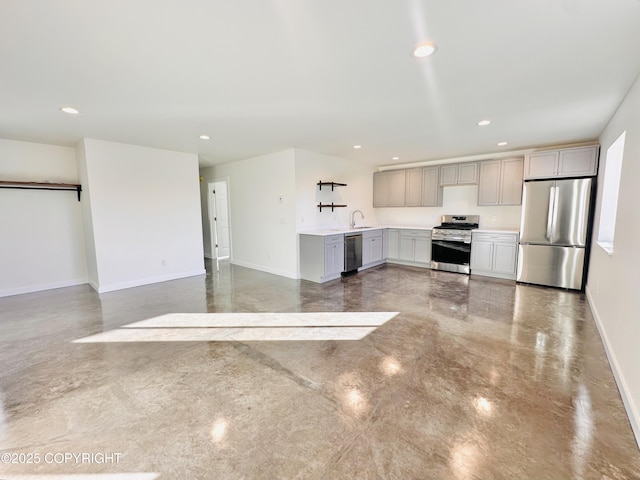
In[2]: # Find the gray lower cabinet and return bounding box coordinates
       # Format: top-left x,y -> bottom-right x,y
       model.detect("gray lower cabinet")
478,157 -> 524,206
300,234 -> 344,283
388,229 -> 431,267
470,232 -> 518,280
362,229 -> 385,267
387,228 -> 399,259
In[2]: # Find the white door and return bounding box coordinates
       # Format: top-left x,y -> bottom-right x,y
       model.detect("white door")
210,180 -> 230,259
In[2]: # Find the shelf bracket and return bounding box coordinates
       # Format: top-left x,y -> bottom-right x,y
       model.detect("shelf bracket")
317,202 -> 347,212
317,181 -> 347,191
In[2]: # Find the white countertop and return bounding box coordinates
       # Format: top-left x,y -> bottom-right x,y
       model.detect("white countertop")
298,226 -> 388,236
299,225 -> 519,236
474,228 -> 520,234
298,225 -> 435,236
384,225 -> 436,231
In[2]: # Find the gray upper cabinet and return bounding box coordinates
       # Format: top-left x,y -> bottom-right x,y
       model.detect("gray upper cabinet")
405,168 -> 423,206
375,167 -> 443,208
439,164 -> 458,186
421,166 -> 442,207
373,170 -> 406,207
439,162 -> 478,186
558,146 -> 599,177
478,157 -> 523,206
524,146 -> 598,179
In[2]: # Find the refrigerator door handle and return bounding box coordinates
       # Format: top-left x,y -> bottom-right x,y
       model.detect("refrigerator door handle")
546,186 -> 556,239
551,186 -> 560,239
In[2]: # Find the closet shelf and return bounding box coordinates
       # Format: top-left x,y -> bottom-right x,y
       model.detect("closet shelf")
0,181 -> 82,201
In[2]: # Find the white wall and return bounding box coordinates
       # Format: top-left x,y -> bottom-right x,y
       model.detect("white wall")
294,149 -> 377,230
201,149 -> 298,278
586,74 -> 640,446
0,139 -> 88,297
375,184 -> 522,229
75,139 -> 99,287
79,139 -> 205,293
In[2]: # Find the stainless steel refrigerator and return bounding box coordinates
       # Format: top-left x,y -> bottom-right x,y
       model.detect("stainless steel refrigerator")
517,178 -> 593,290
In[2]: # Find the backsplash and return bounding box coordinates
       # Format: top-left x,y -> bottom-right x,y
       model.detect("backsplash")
373,185 -> 522,229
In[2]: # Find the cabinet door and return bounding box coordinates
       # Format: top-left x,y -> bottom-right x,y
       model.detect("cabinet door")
414,237 -> 431,264
458,162 -> 478,184
439,165 -> 458,186
470,241 -> 493,271
388,170 -> 406,206
524,151 -> 559,179
362,237 -> 373,265
421,166 -> 442,206
373,172 -> 389,207
499,158 -> 524,205
398,236 -> 415,261
492,242 -> 517,274
370,236 -> 383,262
558,146 -> 598,177
405,168 -> 423,206
324,242 -> 344,276
478,160 -> 501,205
387,229 -> 399,259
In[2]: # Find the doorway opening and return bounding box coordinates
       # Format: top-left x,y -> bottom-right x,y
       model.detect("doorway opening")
208,179 -> 231,271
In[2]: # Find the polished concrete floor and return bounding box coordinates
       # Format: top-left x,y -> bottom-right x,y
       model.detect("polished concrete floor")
0,261 -> 639,479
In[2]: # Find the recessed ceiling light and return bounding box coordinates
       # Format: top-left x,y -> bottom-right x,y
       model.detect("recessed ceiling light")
413,43 -> 437,58
392,156 -> 399,160
199,135 -> 210,140
353,145 -> 362,149
60,106 -> 80,115
477,120 -> 491,126
497,141 -> 508,146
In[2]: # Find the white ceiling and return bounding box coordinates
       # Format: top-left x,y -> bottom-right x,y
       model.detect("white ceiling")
1,0 -> 640,168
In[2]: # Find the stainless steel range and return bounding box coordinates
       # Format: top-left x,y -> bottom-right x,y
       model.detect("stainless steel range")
431,215 -> 479,274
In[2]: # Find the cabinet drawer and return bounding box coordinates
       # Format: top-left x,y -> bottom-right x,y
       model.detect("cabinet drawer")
473,233 -> 518,244
324,234 -> 345,244
362,229 -> 383,239
399,229 -> 431,238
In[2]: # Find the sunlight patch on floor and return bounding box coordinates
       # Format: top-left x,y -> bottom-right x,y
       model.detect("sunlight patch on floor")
73,312 -> 398,343
0,474 -> 160,480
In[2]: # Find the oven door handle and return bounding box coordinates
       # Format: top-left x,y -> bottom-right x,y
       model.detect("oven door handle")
431,240 -> 471,251
431,237 -> 471,244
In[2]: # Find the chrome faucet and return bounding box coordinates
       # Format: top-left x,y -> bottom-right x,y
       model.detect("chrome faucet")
350,209 -> 364,228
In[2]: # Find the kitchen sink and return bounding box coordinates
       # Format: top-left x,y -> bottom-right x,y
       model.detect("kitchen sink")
328,226 -> 378,232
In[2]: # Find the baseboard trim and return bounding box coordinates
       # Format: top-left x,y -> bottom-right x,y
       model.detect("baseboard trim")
96,269 -> 206,294
0,278 -> 89,298
230,260 -> 298,279
586,285 -> 640,449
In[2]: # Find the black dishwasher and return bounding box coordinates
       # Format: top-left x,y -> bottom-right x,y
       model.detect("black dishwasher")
343,233 -> 363,276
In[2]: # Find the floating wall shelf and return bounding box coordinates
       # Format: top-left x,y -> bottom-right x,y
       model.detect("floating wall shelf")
317,202 -> 347,212
0,181 -> 82,201
317,181 -> 347,191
